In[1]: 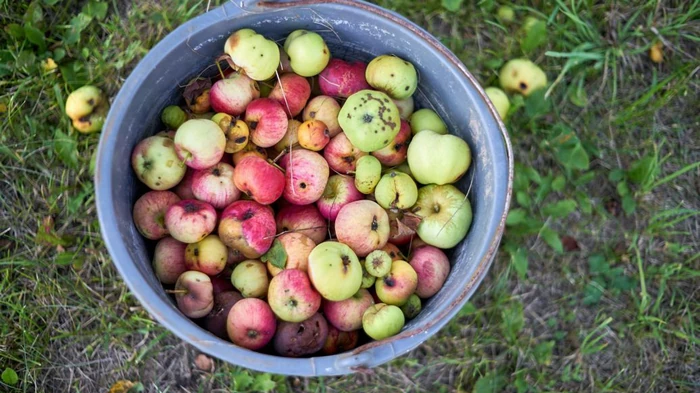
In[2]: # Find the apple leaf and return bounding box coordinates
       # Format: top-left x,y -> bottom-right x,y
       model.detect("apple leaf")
182,78 -> 211,108
83,0 -> 109,21
261,239 -> 286,270
24,24 -> 46,52
540,226 -> 563,254
390,213 -> 420,241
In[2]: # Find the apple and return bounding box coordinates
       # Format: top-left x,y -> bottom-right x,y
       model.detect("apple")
132,191 -> 180,240
218,200 -> 276,258
400,294 -> 421,319
212,114 -> 250,154
316,175 -> 364,221
362,303 -> 405,340
392,96 -> 414,120
211,275 -> 235,294
409,245 -> 450,298
203,291 -> 243,339
210,72 -> 260,115
374,170 -> 418,210
183,78 -> 211,114
191,162 -> 241,209
414,184 -> 472,248
224,28 -> 280,81
161,105 -> 187,130
227,247 -> 246,266
174,119 -> 226,169
233,155 -> 284,205
319,58 -> 370,98
407,130 -> 471,185
364,250 -> 392,277
152,236 -> 187,285
184,234 -> 228,276
323,288 -> 374,331
409,108 -> 447,135
381,243 -> 403,261
307,241 -> 363,301
375,260 -> 417,306
271,119 -> 301,157
269,73 -> 311,117
323,132 -> 367,174
334,200 -> 390,257
371,120 -> 411,166
244,98 -> 289,148
284,30 -> 330,77
338,90 -> 401,152
231,260 -> 269,298
297,119 -> 330,151
392,162 -> 413,179
66,85 -> 109,133
365,55 -> 417,100
354,155 -> 382,195
273,312 -> 329,357
497,5 -> 515,21
275,204 -> 327,244
360,264 -> 376,289
499,59 -> 547,96
174,271 -> 214,318
131,135 -> 186,190
232,142 -> 267,166
322,326 -> 359,355
303,95 -> 341,137
485,86 -> 511,119
226,298 -> 277,350
279,149 -> 329,205
164,200 -> 217,243
268,269 -> 322,322
173,168 -> 196,200
266,232 -> 316,276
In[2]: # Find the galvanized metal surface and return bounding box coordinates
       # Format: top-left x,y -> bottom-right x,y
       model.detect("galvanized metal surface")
95,0 -> 513,376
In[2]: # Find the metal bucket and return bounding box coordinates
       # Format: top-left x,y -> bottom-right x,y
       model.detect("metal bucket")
95,0 -> 513,376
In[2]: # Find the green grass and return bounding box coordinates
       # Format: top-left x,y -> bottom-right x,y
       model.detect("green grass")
1,0 -> 699,392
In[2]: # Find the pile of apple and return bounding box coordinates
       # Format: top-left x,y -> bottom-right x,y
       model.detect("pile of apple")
130,28 -> 473,357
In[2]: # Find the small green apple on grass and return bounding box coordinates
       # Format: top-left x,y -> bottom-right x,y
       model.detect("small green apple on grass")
307,241 -> 363,301
499,59 -> 548,97
407,130 -> 471,185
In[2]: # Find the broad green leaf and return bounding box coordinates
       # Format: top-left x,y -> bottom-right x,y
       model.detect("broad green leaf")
474,372 -> 507,393
16,50 -> 37,71
511,248 -> 528,279
524,88 -> 551,118
516,190 -> 531,208
541,226 -> 563,253
608,169 -> 626,182
59,61 -> 89,90
232,371 -> 253,389
568,83 -> 588,107
557,144 -> 589,170
251,373 -> 276,392
534,177 -> 552,204
83,0 -> 109,20
573,170 -> 596,186
261,238 -> 287,269
64,14 -> 93,45
24,24 -> 46,52
1,368 -> 18,386
500,301 -> 524,339
441,0 -> 463,12
543,199 -> 577,218
628,155 -> 657,185
622,194 -> 636,214
6,24 -> 24,40
587,254 -> 609,275
583,282 -> 603,305
506,208 -> 527,226
67,184 -> 94,215
53,48 -> 66,62
53,129 -> 79,168
616,181 -> 630,196
524,167 -> 542,184
23,2 -> 44,27
576,192 -> 593,215
551,175 -> 566,192
533,340 -> 555,365
520,20 -> 547,53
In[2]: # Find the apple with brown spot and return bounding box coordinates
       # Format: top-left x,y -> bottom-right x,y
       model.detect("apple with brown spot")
279,149 -> 329,206
268,269 -> 322,322
165,199 -> 217,243
334,200 -> 390,257
303,95 -> 341,137
371,120 -> 411,166
297,119 -> 330,151
191,162 -> 241,209
218,200 -> 276,259
409,245 -> 450,298
184,234 -> 228,276
233,155 -> 284,205
316,175 -> 364,221
174,271 -> 214,318
323,132 -> 367,174
275,204 -> 327,244
227,298 -> 277,350
321,326 -> 359,355
375,260 -> 418,306
319,58 -> 370,98
266,232 -> 316,276
133,190 -> 180,240
244,98 -> 288,148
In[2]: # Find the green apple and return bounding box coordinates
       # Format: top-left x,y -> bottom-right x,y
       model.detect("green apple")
307,241 -> 363,301
414,184 -> 472,248
338,90 -> 401,152
224,28 -> 280,81
354,155 -> 382,194
364,250 -> 392,277
360,264 -> 376,289
497,5 -> 515,22
409,108 -> 447,135
65,85 -> 104,121
400,294 -> 422,319
231,260 -> 269,298
374,170 -> 418,210
161,105 -> 187,130
407,130 -> 471,185
284,30 -> 330,77
499,59 -> 547,97
362,303 -> 405,340
365,55 -> 417,100
484,87 -> 511,120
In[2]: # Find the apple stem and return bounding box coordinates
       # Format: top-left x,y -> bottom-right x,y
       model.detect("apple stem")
165,289 -> 188,295
267,159 -> 286,173
215,59 -> 226,80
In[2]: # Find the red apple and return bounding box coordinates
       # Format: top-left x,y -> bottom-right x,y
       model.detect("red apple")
375,260 -> 418,306
203,291 -> 243,339
334,200 -> 390,257
321,326 -> 359,355
133,190 -> 181,240
266,232 -> 316,276
323,132 -> 367,174
244,98 -> 288,148
165,200 -> 217,243
319,59 -> 370,98
210,72 -> 260,116
279,149 -> 329,205
173,168 -> 196,200
268,269 -> 322,322
275,204 -> 328,244
371,120 -> 411,166
409,245 -> 451,298
232,142 -> 267,166
269,73 -> 311,118
152,236 -> 187,285
218,200 -> 276,258
323,288 -> 374,331
271,119 -> 301,157
316,175 -> 364,221
297,119 -> 330,151
211,275 -> 235,295
174,271 -> 214,318
227,298 -> 277,350
303,95 -> 341,137
191,162 -> 241,209
233,155 -> 285,205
